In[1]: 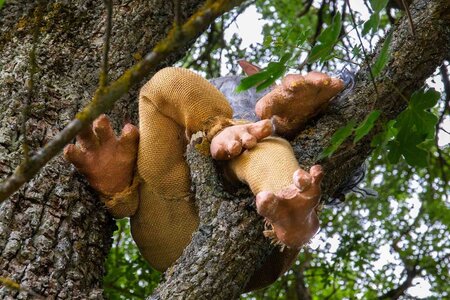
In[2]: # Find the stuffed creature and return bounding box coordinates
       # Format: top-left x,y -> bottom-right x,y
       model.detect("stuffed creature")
64,63 -> 344,291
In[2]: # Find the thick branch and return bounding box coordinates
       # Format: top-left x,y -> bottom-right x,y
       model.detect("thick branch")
152,0 -> 449,298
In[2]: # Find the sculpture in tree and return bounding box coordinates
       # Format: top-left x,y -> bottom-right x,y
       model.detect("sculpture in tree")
64,66 -> 344,290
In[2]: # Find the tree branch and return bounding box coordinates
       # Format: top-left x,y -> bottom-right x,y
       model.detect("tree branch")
0,0 -> 247,203
99,0 -> 113,88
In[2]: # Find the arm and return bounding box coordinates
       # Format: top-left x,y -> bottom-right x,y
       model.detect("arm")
64,115 -> 140,218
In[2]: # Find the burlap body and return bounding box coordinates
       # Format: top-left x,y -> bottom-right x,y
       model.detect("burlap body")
123,67 -> 300,289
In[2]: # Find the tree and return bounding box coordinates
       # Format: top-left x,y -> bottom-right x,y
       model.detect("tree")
0,0 -> 449,299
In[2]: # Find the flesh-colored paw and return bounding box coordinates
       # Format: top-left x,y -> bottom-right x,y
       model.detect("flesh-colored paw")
64,114 -> 139,194
255,72 -> 344,137
255,165 -> 323,249
210,119 -> 272,160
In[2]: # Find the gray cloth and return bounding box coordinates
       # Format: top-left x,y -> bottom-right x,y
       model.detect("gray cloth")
209,75 -> 270,122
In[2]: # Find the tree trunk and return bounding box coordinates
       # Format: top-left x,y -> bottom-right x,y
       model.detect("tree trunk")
150,0 -> 450,298
0,0 -> 205,298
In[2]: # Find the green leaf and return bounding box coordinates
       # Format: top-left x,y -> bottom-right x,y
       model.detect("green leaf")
412,110 -> 438,138
354,110 -> 381,143
308,12 -> 342,63
235,71 -> 269,92
410,89 -> 440,110
401,131 -> 429,167
256,65 -> 286,91
236,59 -> 288,92
0,0 -> 4,9
362,13 -> 380,36
387,140 -> 401,164
319,120 -> 356,159
372,32 -> 392,78
370,0 -> 389,12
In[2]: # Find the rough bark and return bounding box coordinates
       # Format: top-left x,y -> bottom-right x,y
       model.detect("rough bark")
0,0 -> 205,299
150,0 -> 449,298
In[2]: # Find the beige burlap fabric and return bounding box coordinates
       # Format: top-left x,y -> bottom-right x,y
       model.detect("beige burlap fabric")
112,67 -> 300,289
101,176 -> 140,219
228,137 -> 299,194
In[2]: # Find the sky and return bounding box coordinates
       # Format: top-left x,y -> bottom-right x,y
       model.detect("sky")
223,1 -> 449,298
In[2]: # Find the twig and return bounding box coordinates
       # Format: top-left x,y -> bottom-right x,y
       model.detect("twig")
401,0 -> 416,36
346,0 -> 379,97
0,0 -> 247,203
172,0 -> 182,28
297,0 -> 326,71
0,277 -> 45,299
440,127 -> 450,135
99,0 -> 113,87
297,0 -> 313,18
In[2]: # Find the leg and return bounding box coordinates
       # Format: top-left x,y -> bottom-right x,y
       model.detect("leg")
227,137 -> 322,290
133,67 -> 272,271
255,72 -> 344,137
228,137 -> 322,248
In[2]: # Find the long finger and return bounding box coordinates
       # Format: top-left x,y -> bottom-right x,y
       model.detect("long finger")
77,125 -> 97,151
93,114 -> 116,145
63,144 -> 86,169
293,168 -> 312,192
246,119 -> 272,140
240,132 -> 257,149
310,165 -> 324,185
118,123 -> 139,154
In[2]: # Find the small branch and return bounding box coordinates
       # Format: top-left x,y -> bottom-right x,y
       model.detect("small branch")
346,0 -> 379,97
401,0 -> 416,36
0,0 -> 247,203
378,264 -> 418,299
0,277 -> 45,300
99,0 -> 113,87
172,0 -> 182,28
297,0 -> 314,18
440,127 -> 450,135
298,0 -> 325,71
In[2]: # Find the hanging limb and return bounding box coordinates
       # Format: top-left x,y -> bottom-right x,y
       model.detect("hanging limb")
99,0 -> 113,88
346,0 -> 379,97
401,0 -> 416,36
0,0 -> 246,203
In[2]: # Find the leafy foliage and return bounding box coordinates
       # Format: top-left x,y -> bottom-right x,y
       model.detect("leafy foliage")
104,219 -> 161,299
372,32 -> 392,78
319,110 -> 381,159
385,89 -> 440,168
307,12 -> 342,64
362,0 -> 390,36
236,53 -> 290,92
